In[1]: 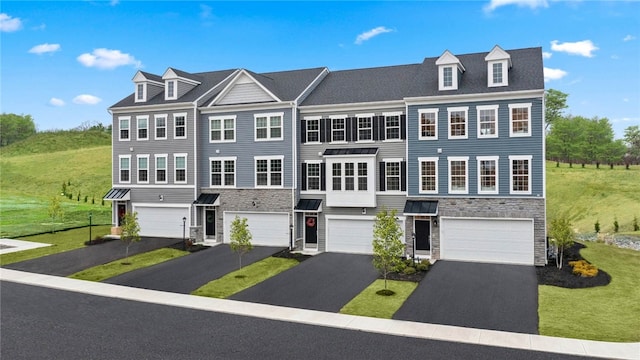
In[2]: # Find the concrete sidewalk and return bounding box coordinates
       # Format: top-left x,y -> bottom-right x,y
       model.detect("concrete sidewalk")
1,268 -> 637,360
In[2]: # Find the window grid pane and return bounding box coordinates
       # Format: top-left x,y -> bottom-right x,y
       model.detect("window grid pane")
450,160 -> 466,191
479,109 -> 496,136
358,162 -> 367,191
307,119 -> 319,142
421,113 -> 436,138
450,111 -> 466,137
480,160 -> 496,191
386,115 -> 400,139
512,159 -> 529,191
512,108 -> 529,134
493,63 -> 502,84
443,67 -> 453,87
332,163 -> 341,190
307,163 -> 320,190
386,162 -> 400,191
175,116 -> 186,138
156,118 -> 166,138
332,119 -> 345,142
421,161 -> 436,192
358,117 -> 372,141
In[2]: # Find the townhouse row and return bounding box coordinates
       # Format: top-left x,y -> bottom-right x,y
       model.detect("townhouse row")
106,45 -> 547,266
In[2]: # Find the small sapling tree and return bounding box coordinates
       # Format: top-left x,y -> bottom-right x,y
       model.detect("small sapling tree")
372,208 -> 405,292
229,215 -> 253,270
120,212 -> 141,262
549,216 -> 575,270
47,195 -> 64,233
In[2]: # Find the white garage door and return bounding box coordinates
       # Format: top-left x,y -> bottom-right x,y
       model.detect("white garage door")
223,212 -> 289,247
134,205 -> 190,238
440,218 -> 534,265
326,218 -> 375,254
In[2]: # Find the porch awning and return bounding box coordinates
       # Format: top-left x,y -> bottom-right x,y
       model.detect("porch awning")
103,188 -> 130,201
295,199 -> 322,212
403,200 -> 438,216
193,193 -> 220,206
323,147 -> 378,156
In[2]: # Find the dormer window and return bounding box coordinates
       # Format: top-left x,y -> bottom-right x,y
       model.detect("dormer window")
435,50 -> 464,91
485,45 -> 511,88
135,83 -> 146,102
443,67 -> 453,88
166,80 -> 177,100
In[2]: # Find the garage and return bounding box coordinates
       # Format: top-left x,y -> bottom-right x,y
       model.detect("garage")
440,218 -> 534,265
326,217 -> 375,254
223,211 -> 289,247
133,205 -> 190,238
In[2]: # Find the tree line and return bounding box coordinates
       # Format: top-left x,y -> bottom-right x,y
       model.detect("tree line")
0,113 -> 111,147
545,90 -> 639,169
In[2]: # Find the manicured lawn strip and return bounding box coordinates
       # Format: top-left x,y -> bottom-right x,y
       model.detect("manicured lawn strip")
538,242 -> 640,342
69,248 -> 188,282
192,257 -> 298,299
340,279 -> 418,319
0,225 -> 111,266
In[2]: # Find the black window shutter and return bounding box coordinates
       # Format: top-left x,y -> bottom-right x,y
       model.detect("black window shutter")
345,117 -> 352,142
301,120 -> 307,144
320,118 -> 327,143
373,116 -> 380,141
379,161 -> 386,191
400,114 -> 407,140
301,163 -> 307,191
401,161 -> 407,192
320,163 -> 326,191
351,117 -> 358,141
378,115 -> 386,141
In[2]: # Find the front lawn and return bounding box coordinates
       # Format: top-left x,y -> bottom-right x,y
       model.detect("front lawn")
192,257 -> 298,298
69,248 -> 188,282
538,241 -> 640,342
340,279 -> 418,319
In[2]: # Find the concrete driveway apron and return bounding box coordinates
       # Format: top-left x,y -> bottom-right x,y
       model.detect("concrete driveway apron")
393,261 -> 539,334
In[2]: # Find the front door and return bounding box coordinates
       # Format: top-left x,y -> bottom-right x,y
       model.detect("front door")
305,215 -> 318,246
117,203 -> 127,226
415,219 -> 431,251
205,209 -> 216,239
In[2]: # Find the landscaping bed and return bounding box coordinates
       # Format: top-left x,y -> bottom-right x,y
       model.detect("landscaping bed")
536,242 -> 611,288
272,249 -> 312,262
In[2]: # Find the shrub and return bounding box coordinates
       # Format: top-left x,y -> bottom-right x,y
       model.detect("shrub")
402,266 -> 416,275
416,263 -> 429,272
84,195 -> 88,203
594,220 -> 600,233
396,261 -> 407,272
633,216 -> 639,232
613,218 -> 619,233
569,260 -> 599,277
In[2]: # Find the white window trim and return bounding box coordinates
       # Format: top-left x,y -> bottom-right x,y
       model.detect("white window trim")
303,160 -> 323,192
418,108 -> 439,140
304,116 -> 321,144
209,115 -> 236,143
439,66 -> 459,91
254,112 -> 284,142
476,156 -> 499,195
135,83 -> 146,103
447,106 -> 469,140
209,156 -> 237,188
448,156 -> 469,194
509,155 -> 533,195
476,105 -> 499,139
136,115 -> 149,141
384,159 -> 403,192
137,154 -> 150,184
119,155 -> 131,184
174,153 -> 188,184
330,115 -> 348,144
119,116 -> 130,142
325,156 -> 376,207
154,154 -> 168,184
254,155 -> 285,188
154,114 -> 167,140
509,103 -> 532,137
355,113 -> 375,143
382,111 -> 402,141
173,113 -> 187,140
418,157 -> 439,194
488,60 -> 509,87
165,80 -> 177,100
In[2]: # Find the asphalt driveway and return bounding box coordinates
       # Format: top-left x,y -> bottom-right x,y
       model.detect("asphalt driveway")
105,245 -> 282,294
230,252 -> 379,312
393,261 -> 539,334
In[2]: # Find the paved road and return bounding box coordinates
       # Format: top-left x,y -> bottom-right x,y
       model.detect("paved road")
230,252 -> 379,312
0,281 -> 593,360
105,245 -> 283,293
393,261 -> 539,334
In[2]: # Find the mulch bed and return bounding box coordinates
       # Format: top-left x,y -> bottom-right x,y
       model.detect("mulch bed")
84,237 -> 118,246
536,242 -> 611,288
271,249 -> 313,262
383,269 -> 427,283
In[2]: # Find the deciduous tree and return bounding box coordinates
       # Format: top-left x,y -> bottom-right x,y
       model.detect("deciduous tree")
229,215 -> 253,269
47,196 -> 64,233
0,113 -> 37,146
544,89 -> 568,131
549,216 -> 575,270
372,208 -> 404,290
120,212 -> 141,261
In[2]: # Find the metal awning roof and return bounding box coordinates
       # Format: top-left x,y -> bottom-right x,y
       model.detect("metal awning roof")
193,193 -> 220,206
403,200 -> 438,216
103,188 -> 130,201
295,198 -> 322,212
323,147 -> 378,156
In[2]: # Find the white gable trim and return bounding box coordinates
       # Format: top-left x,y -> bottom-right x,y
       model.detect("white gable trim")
485,45 -> 512,67
162,68 -> 201,86
435,50 -> 465,71
208,69 -> 281,106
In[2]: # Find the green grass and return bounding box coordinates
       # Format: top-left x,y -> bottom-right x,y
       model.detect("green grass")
339,279 -> 418,319
539,241 -> 640,342
0,130 -> 111,157
546,162 -> 640,234
192,257 -> 299,298
0,225 -> 111,266
69,248 -> 188,282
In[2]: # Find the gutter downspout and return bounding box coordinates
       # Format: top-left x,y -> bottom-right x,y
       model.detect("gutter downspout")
291,101 -> 297,251
192,102 -> 198,229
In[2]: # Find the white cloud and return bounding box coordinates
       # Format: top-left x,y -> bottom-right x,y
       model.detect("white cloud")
550,40 -> 598,58
73,94 -> 102,105
77,48 -> 141,70
49,98 -> 65,107
543,67 -> 568,82
28,43 -> 61,55
354,26 -> 394,45
623,35 -> 636,42
484,0 -> 548,12
0,13 -> 22,32
542,52 -> 552,59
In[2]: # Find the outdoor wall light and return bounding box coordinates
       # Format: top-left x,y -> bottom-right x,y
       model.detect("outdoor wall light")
252,201 -> 256,207
361,208 -> 366,215
433,217 -> 438,227
159,194 -> 164,201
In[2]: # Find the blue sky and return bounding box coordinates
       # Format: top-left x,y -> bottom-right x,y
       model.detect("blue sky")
1,0 -> 638,138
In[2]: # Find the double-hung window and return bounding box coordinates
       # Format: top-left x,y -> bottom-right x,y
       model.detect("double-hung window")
384,113 -> 401,140
137,155 -> 149,183
210,157 -> 236,187
210,116 -> 235,142
443,67 -> 453,88
174,113 -> 187,139
509,155 -> 532,194
305,117 -> 320,143
119,117 -> 130,141
174,154 -> 187,184
477,105 -> 498,138
155,155 -> 167,184
509,103 -> 532,137
255,156 -> 283,187
356,114 -> 373,141
155,115 -> 167,140
448,107 -> 468,139
419,109 -> 438,140
332,163 -> 342,190
255,113 -> 283,141
331,117 -> 346,142
448,156 -> 469,194
477,156 -> 499,194
137,116 -> 148,140
119,155 -> 131,183
418,157 -> 438,194
135,83 -> 145,102
166,80 -> 176,100
385,162 -> 401,191
305,162 -> 321,190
